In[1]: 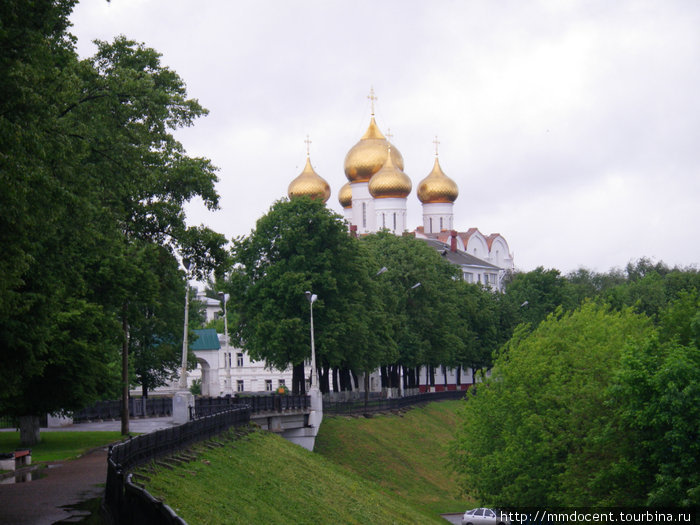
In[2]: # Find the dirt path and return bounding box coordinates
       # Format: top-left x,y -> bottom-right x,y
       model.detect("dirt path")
0,447 -> 108,524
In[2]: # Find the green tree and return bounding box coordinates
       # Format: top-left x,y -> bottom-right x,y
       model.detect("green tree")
0,2 -> 227,443
361,232 -> 465,390
604,292 -> 700,506
450,302 -> 651,507
502,267 -> 569,329
229,197 -> 375,394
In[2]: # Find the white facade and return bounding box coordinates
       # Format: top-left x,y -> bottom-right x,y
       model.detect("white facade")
374,197 -> 408,234
350,181 -> 375,234
422,202 -> 454,234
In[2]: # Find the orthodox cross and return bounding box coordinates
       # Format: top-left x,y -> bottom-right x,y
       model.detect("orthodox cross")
305,134 -> 312,157
368,87 -> 377,115
433,136 -> 440,157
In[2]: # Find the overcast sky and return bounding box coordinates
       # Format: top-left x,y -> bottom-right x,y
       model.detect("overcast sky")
69,0 -> 699,274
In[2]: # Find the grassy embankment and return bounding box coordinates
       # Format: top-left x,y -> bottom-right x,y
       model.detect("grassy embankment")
140,400 -> 471,524
0,431 -> 123,462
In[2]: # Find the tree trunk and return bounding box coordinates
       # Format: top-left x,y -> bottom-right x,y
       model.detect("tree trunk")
319,365 -> 330,394
19,415 -> 41,446
350,370 -> 359,391
292,362 -> 305,394
332,367 -> 340,393
456,366 -> 462,386
121,303 -> 130,436
380,366 -> 388,389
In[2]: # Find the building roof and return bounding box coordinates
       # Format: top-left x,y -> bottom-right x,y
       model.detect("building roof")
420,238 -> 500,271
191,328 -> 221,351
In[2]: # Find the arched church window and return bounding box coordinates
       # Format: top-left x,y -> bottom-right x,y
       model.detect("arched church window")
393,213 -> 396,231
440,217 -> 443,230
429,217 -> 433,233
362,202 -> 367,229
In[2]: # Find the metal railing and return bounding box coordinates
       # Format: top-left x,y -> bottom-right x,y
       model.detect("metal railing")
322,389 -> 468,415
193,394 -> 310,418
105,406 -> 249,524
73,397 -> 172,422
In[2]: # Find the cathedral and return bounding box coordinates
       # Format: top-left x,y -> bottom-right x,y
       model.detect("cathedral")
287,91 -> 514,290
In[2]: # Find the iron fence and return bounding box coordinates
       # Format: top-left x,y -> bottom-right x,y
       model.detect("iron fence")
73,397 -> 172,422
193,394 -> 310,418
105,406 -> 249,524
322,389 -> 467,415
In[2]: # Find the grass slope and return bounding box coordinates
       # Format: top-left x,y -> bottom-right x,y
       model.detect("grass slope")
142,400 -> 471,524
142,428 -> 444,524
315,400 -> 471,516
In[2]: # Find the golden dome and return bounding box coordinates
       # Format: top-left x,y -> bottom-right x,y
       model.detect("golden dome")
369,146 -> 412,199
417,157 -> 458,203
344,117 -> 404,183
288,156 -> 331,203
338,182 -> 352,208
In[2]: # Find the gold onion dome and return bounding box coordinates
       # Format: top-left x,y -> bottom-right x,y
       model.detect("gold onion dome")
417,156 -> 459,203
344,117 -> 404,183
369,146 -> 412,199
288,156 -> 331,203
338,182 -> 352,208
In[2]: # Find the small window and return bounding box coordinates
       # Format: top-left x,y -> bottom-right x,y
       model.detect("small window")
439,217 -> 443,230
236,380 -> 244,392
393,212 -> 396,231
474,509 -> 484,517
265,380 -> 273,391
278,379 -> 286,387
236,353 -> 244,367
362,202 -> 367,229
429,217 -> 433,233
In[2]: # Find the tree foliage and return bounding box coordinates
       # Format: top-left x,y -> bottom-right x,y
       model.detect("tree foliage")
451,303 -> 652,507
451,277 -> 700,507
0,1 -> 227,442
229,197 -> 376,393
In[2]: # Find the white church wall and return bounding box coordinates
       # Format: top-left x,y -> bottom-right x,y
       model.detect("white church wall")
375,197 -> 408,234
350,182 -> 375,234
466,231 -> 489,259
421,202 -> 454,234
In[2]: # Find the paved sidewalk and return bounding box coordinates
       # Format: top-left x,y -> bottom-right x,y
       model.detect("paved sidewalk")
0,417 -> 179,524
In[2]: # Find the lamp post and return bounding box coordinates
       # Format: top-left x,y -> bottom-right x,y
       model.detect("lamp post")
304,291 -> 318,391
403,282 -> 422,396
178,259 -> 191,390
173,258 -> 194,424
218,291 -> 231,394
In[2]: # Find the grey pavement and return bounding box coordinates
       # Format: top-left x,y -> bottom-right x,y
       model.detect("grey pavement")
0,416 -> 179,434
0,417 -> 180,524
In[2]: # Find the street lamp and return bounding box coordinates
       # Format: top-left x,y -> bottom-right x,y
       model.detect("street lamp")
218,291 -> 231,394
178,259 -> 191,390
305,291 -> 318,391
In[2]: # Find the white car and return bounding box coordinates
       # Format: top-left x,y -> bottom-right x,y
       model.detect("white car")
461,507 -> 511,525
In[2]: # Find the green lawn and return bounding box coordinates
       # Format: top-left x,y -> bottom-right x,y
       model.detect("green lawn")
0,431 -> 124,462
